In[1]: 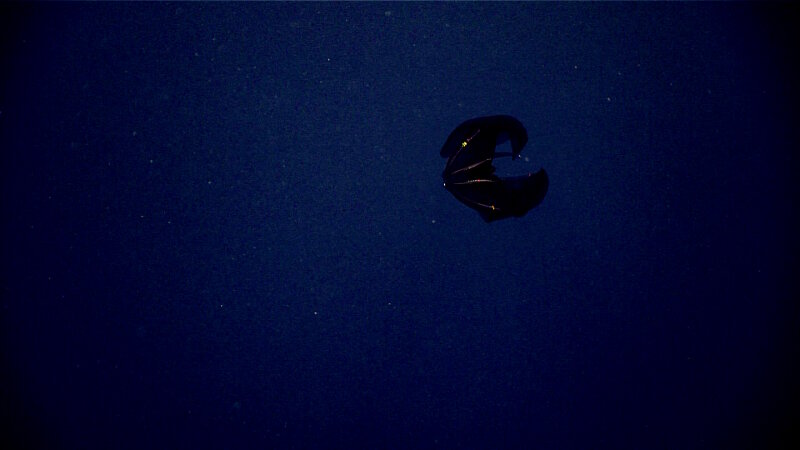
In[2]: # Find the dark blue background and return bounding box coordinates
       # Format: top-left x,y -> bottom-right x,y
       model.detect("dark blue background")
2,3 -> 798,449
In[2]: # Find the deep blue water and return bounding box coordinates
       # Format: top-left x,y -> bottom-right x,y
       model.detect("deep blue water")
1,3 -> 798,449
